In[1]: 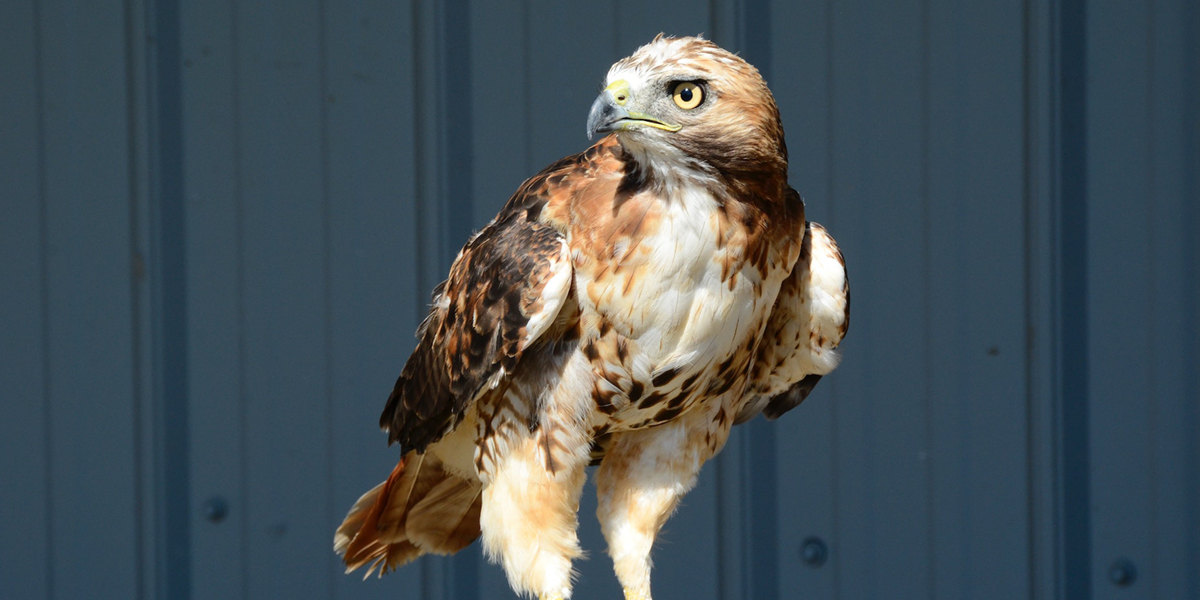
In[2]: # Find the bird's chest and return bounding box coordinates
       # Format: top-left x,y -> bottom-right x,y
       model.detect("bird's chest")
569,188 -> 784,428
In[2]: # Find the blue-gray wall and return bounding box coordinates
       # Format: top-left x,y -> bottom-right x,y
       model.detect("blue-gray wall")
1,1 -> 1196,599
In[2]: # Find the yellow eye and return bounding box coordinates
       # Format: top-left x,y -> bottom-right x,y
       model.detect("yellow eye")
672,82 -> 703,109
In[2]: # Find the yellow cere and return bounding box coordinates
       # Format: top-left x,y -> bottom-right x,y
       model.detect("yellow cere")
606,79 -> 631,106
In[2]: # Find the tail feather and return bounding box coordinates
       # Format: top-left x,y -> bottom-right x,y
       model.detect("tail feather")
337,455 -> 423,577
333,479 -> 384,556
335,451 -> 483,577
407,476 -> 483,553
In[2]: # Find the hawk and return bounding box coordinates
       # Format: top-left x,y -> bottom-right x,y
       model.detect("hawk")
335,35 -> 849,600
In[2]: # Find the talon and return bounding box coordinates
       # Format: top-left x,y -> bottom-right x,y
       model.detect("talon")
623,588 -> 651,600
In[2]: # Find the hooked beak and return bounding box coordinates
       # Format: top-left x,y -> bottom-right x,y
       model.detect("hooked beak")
586,80 -> 681,140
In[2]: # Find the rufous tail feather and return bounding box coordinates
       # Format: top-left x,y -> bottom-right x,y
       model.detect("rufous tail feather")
334,452 -> 483,578
407,475 -> 483,552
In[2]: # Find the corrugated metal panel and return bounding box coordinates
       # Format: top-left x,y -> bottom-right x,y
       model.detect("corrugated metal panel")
1087,0 -> 1200,597
816,0 -> 941,594
0,1 -> 144,598
179,1 -> 426,599
2,1 -> 1197,599
179,2 -> 251,596
0,2 -> 53,597
767,0 -> 1036,597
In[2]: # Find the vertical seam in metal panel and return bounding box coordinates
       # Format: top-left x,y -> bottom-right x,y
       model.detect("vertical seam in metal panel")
33,0 -> 55,595
410,0 -> 429,327
612,0 -> 621,57
435,0 -> 449,273
521,0 -> 532,174
740,3 -> 780,598
442,0 -> 474,276
1057,0 -> 1090,596
823,0 -> 837,232
139,3 -> 157,588
1049,7 -> 1064,593
709,8 -> 739,598
412,2 -> 476,596
229,0 -> 250,596
713,6 -> 745,597
1145,1 -> 1161,593
918,0 -> 936,595
140,0 -> 153,595
1020,0 -> 1043,597
317,1 -> 335,597
124,0 -> 149,594
1185,2 -> 1200,596
440,3 -> 478,596
1045,13 -> 1063,596
150,0 -> 192,596
706,0 -> 720,57
823,2 -> 839,597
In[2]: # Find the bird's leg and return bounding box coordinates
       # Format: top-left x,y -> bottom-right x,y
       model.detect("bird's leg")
478,424 -> 590,600
595,400 -> 734,600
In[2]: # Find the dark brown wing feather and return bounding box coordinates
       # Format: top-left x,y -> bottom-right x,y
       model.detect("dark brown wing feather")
761,374 -> 823,420
380,212 -> 568,453
380,140 -> 623,454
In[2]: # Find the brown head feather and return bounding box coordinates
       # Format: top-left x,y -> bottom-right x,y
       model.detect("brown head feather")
605,35 -> 788,187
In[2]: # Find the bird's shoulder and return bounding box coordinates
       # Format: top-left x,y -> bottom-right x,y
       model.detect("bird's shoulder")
498,136 -> 629,233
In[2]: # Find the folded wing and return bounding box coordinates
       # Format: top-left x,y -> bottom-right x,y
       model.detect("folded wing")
737,220 -> 850,423
379,205 -> 574,454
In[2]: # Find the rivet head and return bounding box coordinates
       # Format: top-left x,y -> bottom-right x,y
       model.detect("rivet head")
202,496 -> 229,524
1108,558 -> 1137,587
800,536 -> 828,568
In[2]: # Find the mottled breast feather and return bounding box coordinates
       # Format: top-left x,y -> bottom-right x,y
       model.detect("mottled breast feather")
376,146 -> 621,454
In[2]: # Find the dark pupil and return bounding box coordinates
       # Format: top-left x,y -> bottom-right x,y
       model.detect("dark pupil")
679,87 -> 693,102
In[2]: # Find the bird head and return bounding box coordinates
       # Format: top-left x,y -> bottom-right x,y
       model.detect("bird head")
587,35 -> 788,181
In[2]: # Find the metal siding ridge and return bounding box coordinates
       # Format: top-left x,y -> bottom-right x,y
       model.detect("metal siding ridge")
147,0 -> 193,597
1055,0 -> 1091,597
414,2 -> 479,599
1185,0 -> 1200,593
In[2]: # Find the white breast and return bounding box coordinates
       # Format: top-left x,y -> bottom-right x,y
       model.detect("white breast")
583,184 -> 774,375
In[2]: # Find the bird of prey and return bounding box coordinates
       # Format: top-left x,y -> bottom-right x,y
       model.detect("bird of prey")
335,34 -> 849,600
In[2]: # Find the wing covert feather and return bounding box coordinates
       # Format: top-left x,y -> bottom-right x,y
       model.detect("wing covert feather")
379,141 -> 624,453
380,206 -> 572,453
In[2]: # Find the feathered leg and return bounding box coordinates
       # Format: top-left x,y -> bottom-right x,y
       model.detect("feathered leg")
475,354 -> 596,600
595,399 -> 734,600
478,432 -> 589,600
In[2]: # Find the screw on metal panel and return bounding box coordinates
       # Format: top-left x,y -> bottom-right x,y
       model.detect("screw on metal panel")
202,496 -> 229,524
799,536 -> 828,568
1108,558 -> 1137,587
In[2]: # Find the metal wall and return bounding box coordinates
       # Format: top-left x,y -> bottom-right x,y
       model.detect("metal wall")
1,1 -> 1196,600
2,2 -> 151,598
